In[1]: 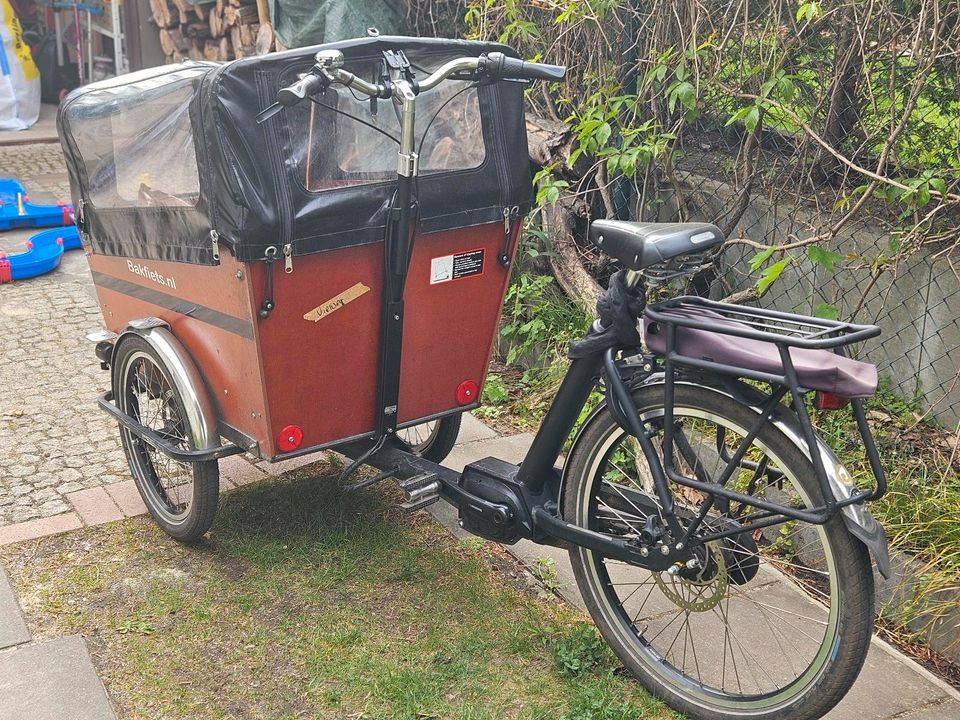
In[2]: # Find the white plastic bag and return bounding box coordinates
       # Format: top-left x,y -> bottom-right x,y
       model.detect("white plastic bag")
0,0 -> 40,131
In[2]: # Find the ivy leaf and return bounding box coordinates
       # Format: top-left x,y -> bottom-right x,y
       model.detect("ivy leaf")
749,246 -> 776,272
813,303 -> 839,320
756,257 -> 793,295
807,245 -> 843,272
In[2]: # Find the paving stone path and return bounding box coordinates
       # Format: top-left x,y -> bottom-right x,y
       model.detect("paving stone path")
0,150 -> 128,526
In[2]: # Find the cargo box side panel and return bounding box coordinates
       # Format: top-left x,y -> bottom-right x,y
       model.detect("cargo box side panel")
255,243 -> 384,457
87,252 -> 271,451
398,223 -> 513,423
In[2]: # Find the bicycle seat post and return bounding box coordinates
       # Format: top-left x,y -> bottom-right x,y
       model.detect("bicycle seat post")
624,269 -> 643,289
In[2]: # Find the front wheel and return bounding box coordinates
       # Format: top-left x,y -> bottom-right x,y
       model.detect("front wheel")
396,414 -> 462,463
563,384 -> 874,720
113,335 -> 219,543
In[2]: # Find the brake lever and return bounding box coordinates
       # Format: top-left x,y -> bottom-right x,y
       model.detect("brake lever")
255,102 -> 284,124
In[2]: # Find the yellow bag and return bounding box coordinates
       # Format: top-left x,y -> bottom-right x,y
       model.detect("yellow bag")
0,0 -> 40,130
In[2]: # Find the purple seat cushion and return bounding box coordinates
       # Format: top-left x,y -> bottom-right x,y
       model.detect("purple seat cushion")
643,307 -> 878,398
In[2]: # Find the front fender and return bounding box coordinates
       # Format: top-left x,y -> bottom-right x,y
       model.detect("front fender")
114,320 -> 220,453
561,376 -> 891,578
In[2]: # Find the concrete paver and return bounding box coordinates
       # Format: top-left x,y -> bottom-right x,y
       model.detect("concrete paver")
0,567 -> 30,650
894,698 -> 960,718
256,452 -> 329,477
0,512 -> 82,546
0,154 -> 127,527
104,480 -> 147,517
457,413 -> 499,443
66,487 -> 124,526
222,454 -> 270,487
0,636 -> 116,720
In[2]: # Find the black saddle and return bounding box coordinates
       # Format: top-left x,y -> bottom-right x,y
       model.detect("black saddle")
589,220 -> 724,270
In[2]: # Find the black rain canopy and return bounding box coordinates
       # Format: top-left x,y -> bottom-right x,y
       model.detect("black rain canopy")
57,36 -> 532,265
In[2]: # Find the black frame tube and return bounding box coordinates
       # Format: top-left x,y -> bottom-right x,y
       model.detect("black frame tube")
98,392 -> 243,463
514,341 -> 605,493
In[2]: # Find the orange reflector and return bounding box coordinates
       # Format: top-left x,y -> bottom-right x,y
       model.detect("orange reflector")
815,392 -> 850,411
277,424 -> 303,452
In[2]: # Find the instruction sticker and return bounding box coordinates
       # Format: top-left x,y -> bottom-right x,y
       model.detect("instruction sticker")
430,249 -> 485,285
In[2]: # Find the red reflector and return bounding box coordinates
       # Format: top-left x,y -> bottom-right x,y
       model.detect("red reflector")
815,392 -> 850,411
456,380 -> 479,405
276,424 -> 303,452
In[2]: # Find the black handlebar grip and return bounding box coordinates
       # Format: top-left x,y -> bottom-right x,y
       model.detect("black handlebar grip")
277,73 -> 326,107
483,52 -> 566,82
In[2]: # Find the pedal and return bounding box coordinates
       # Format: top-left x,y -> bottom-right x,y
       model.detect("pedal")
397,472 -> 441,513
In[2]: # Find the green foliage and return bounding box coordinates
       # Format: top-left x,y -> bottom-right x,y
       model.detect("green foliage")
560,685 -> 643,720
756,256 -> 793,295
863,171 -> 950,214
534,165 -> 571,205
501,264 -> 590,369
795,2 -> 823,24
566,90 -> 676,178
807,245 -> 843,272
551,623 -> 615,678
531,556 -> 562,592
114,617 -> 155,635
813,302 -> 839,320
482,373 -> 510,405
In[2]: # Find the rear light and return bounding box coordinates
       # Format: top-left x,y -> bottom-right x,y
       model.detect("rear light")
815,392 -> 850,411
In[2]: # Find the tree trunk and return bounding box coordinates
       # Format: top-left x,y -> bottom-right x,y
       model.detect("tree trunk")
525,114 -> 602,308
541,197 -> 601,309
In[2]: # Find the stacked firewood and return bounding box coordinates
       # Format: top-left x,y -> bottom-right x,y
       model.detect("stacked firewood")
150,0 -> 276,63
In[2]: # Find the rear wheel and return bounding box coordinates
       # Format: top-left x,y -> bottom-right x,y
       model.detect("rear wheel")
113,335 -> 219,543
397,414 -> 461,463
563,385 -> 874,720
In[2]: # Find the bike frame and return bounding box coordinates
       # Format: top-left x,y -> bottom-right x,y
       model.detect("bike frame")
321,49 -> 892,575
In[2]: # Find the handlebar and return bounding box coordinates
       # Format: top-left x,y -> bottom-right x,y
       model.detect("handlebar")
479,52 -> 566,82
275,50 -> 567,107
276,73 -> 327,107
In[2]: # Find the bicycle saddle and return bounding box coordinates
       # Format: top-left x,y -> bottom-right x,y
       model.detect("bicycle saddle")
589,220 -> 724,270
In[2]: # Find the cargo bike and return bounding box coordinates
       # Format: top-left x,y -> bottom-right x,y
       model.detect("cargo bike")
60,37 -> 892,720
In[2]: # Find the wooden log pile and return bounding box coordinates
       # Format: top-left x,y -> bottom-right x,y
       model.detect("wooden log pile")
151,0 -> 275,63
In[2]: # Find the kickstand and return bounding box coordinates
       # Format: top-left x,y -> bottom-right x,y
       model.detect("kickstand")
337,434 -> 390,490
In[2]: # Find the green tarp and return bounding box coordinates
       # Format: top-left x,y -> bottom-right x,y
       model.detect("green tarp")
268,0 -> 407,49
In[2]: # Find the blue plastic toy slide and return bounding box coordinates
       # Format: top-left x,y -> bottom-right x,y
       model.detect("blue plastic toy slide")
0,226 -> 81,283
0,178 -> 73,230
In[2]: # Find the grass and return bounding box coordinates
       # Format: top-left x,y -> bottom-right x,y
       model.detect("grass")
0,462 -> 679,720
814,381 -> 960,647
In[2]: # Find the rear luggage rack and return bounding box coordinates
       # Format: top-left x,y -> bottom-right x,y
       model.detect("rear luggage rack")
634,296 -> 887,525
644,296 -> 880,350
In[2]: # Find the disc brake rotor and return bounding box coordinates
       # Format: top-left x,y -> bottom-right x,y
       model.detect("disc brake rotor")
654,542 -> 728,612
